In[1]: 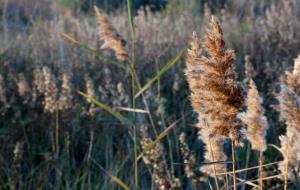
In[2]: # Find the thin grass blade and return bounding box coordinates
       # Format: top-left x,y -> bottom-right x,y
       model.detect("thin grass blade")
126,0 -> 134,33
78,91 -> 133,126
268,144 -> 282,154
92,159 -> 130,190
116,107 -> 148,113
137,119 -> 181,161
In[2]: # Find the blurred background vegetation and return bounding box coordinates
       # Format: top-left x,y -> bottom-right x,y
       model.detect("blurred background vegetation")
1,0 -> 300,189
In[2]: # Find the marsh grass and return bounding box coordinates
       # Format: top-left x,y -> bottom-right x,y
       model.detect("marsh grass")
2,0 -> 300,190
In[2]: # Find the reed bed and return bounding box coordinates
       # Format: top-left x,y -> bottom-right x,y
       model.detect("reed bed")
1,0 -> 300,189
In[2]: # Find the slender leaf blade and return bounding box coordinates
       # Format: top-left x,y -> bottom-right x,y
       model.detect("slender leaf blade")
92,159 -> 130,190
126,0 -> 134,33
116,107 -> 148,113
137,119 -> 180,161
78,91 -> 133,126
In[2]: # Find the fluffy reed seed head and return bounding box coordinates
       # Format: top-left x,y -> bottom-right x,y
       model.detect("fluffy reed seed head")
13,141 -> 23,163
140,126 -> 181,189
179,133 -> 200,185
42,66 -> 58,113
277,55 -> 300,180
278,55 -> 300,132
244,55 -> 256,80
278,127 -> 300,180
85,75 -> 97,116
286,55 -> 300,95
185,16 -> 244,140
58,73 -> 73,112
278,85 -> 300,132
94,6 -> 128,61
199,125 -> 227,177
17,73 -> 30,99
238,79 -> 268,152
32,68 -> 45,102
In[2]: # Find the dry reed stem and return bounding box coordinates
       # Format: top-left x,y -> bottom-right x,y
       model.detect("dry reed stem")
259,151 -> 263,190
216,161 -> 281,176
232,140 -> 237,190
208,139 -> 220,190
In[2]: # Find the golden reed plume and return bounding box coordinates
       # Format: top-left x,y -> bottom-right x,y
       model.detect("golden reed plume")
42,66 -> 58,113
179,133 -> 200,185
277,55 -> 300,180
185,16 -> 244,141
239,79 -> 268,152
94,6 -> 128,61
286,55 -> 300,95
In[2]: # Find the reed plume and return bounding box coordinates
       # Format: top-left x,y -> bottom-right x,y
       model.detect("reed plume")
58,73 -> 73,112
278,86 -> 300,132
32,67 -> 45,103
179,133 -> 200,185
17,73 -> 30,101
12,141 -> 23,190
199,124 -> 227,176
185,16 -> 244,141
286,55 -> 300,95
85,75 -> 97,117
277,55 -> 300,182
43,66 -> 58,113
94,6 -> 128,61
140,126 -> 181,190
244,55 -> 256,82
278,127 -> 300,180
238,79 -> 268,152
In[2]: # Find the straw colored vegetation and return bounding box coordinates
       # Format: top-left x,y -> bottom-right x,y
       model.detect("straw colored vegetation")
1,0 -> 300,189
